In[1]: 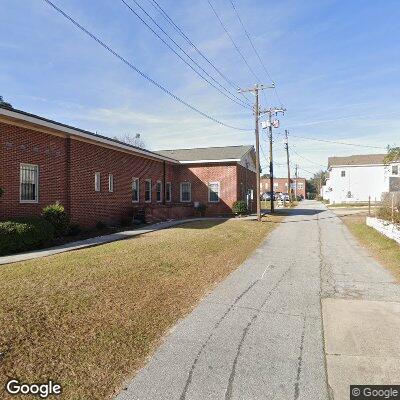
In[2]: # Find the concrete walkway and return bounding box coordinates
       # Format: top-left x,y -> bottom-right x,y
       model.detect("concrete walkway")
0,217 -> 237,265
117,200 -> 400,400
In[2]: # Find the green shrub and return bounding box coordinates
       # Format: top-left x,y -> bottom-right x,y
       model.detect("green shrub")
96,221 -> 106,230
0,217 -> 55,256
232,200 -> 248,216
42,202 -> 70,236
195,203 -> 207,217
119,217 -> 132,227
67,223 -> 82,236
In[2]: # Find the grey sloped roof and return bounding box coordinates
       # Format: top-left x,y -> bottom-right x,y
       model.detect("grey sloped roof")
328,154 -> 387,167
155,145 -> 253,162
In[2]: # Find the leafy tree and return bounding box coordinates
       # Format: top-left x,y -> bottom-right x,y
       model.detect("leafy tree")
306,170 -> 328,194
384,146 -> 400,164
0,96 -> 13,109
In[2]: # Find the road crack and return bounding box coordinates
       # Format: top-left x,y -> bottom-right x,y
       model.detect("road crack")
224,267 -> 291,400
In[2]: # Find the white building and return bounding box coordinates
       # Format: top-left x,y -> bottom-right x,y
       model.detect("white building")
324,154 -> 400,204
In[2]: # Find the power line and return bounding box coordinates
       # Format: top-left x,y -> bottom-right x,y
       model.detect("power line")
291,146 -> 326,168
147,0 -> 252,106
228,0 -> 283,106
43,0 -> 252,131
120,0 -> 251,110
207,0 -> 261,84
275,131 -> 386,149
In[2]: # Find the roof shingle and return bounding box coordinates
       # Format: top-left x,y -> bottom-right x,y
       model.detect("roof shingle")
155,145 -> 253,162
328,154 -> 387,167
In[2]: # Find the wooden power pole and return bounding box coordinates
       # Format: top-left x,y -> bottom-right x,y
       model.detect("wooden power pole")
239,84 -> 274,221
261,107 -> 286,213
284,130 -> 292,204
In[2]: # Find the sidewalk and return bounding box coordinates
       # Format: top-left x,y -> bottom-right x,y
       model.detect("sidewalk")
0,217 -> 242,266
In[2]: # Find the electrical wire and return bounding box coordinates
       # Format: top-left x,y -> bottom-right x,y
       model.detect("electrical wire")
291,146 -> 327,168
43,0 -> 253,131
120,0 -> 251,110
275,131 -> 386,149
228,0 -> 284,106
147,0 -> 253,106
207,0 -> 261,84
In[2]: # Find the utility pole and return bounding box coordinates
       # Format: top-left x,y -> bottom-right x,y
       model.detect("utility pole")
239,84 -> 274,221
284,130 -> 292,204
294,164 -> 298,199
261,107 -> 286,213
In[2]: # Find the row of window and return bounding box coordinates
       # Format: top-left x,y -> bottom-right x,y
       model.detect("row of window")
18,164 -> 221,203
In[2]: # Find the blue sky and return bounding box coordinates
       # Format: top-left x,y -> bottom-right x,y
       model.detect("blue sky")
1,0 -> 399,177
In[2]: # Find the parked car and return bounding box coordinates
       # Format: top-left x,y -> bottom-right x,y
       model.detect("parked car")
279,193 -> 290,201
262,192 -> 272,200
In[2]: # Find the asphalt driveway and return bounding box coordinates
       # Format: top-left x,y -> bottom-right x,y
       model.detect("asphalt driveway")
116,200 -> 400,400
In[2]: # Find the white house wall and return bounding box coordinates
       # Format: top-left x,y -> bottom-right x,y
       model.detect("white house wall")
326,164 -> 390,203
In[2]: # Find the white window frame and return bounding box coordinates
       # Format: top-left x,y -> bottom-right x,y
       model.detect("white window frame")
166,182 -> 172,202
156,180 -> 162,203
95,172 -> 101,192
108,174 -> 114,192
20,163 -> 39,203
180,182 -> 191,202
392,164 -> 399,176
208,181 -> 220,203
341,170 -> 346,177
132,177 -> 140,203
145,179 -> 152,203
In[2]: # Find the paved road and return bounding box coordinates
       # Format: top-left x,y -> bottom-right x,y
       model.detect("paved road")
117,201 -> 400,400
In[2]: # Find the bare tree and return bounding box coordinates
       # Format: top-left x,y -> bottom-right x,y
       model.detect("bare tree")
0,96 -> 13,109
114,133 -> 146,149
384,146 -> 400,164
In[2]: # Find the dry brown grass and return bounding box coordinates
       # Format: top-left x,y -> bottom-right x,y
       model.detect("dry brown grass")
0,217 -> 281,399
342,215 -> 400,281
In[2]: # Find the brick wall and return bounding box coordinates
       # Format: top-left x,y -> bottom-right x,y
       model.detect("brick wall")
260,177 -> 306,198
0,121 -> 257,226
68,139 -> 176,226
0,122 -> 68,220
176,163 -> 239,215
237,163 -> 256,212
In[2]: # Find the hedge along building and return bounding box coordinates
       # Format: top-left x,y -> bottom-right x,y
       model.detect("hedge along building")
0,105 -> 256,227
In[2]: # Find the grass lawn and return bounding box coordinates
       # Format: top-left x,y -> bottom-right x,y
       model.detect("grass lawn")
0,217 -> 281,399
342,215 -> 400,281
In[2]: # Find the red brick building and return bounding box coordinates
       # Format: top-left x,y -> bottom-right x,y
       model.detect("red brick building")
0,106 -> 256,227
260,177 -> 306,198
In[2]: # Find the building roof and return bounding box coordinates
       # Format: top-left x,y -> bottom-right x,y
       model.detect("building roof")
155,145 -> 253,163
328,154 -> 387,167
0,105 -> 179,164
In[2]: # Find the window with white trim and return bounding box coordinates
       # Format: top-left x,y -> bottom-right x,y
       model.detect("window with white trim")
341,170 -> 346,177
145,179 -> 152,202
166,182 -> 172,202
208,182 -> 220,203
180,182 -> 191,202
108,174 -> 114,192
132,178 -> 139,202
20,164 -> 39,203
95,172 -> 101,192
298,182 -> 304,189
156,180 -> 162,202
392,165 -> 399,175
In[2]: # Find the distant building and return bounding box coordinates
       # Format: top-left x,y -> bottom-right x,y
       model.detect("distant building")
260,177 -> 306,198
324,154 -> 400,204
